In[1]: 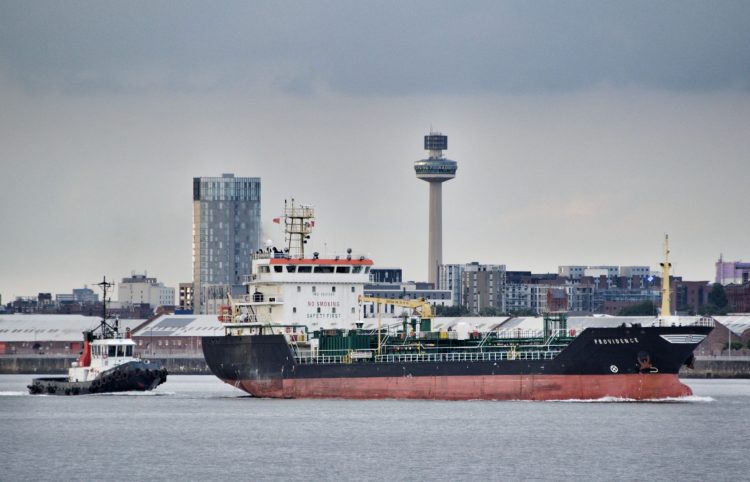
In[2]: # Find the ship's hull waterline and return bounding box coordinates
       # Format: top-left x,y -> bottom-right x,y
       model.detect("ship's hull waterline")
224,373 -> 691,400
203,325 -> 710,401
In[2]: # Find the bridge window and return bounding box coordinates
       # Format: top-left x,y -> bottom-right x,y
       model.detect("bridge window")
352,266 -> 362,273
126,346 -> 133,356
314,266 -> 334,273
298,266 -> 312,273
287,266 -> 297,273
108,346 -> 117,357
336,266 -> 350,273
274,266 -> 283,273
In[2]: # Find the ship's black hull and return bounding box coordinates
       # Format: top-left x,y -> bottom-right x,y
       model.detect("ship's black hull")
202,325 -> 711,400
28,360 -> 167,396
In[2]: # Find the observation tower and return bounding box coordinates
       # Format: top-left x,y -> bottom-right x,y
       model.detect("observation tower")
414,132 -> 458,285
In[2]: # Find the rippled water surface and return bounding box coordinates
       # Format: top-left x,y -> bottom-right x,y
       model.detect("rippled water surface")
1,375 -> 748,481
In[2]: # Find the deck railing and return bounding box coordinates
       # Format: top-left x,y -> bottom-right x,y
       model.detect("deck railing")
294,348 -> 561,365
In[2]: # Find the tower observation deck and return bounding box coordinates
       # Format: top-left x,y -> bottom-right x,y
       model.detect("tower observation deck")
414,132 -> 457,286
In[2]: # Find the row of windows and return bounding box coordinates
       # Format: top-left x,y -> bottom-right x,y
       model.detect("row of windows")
92,345 -> 133,357
260,265 -> 371,274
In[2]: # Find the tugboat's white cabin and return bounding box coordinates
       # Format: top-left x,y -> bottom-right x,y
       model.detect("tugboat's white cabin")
69,337 -> 137,382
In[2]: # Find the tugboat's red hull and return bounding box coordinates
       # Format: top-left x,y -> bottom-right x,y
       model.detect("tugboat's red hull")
225,373 -> 692,400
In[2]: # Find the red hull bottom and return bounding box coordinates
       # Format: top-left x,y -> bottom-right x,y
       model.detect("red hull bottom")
226,374 -> 693,400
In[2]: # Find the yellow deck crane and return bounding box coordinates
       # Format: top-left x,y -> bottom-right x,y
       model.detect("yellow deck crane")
358,296 -> 434,355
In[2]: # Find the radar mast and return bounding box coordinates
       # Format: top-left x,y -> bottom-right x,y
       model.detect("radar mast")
282,199 -> 315,259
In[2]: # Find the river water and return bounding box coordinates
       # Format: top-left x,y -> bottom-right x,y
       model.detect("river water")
1,376 -> 747,481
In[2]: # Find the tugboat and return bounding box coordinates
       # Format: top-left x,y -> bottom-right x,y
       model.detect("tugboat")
28,277 -> 167,395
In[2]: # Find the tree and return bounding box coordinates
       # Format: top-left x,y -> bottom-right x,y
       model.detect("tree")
617,301 -> 657,316
435,304 -> 470,317
509,308 -> 537,317
708,283 -> 729,309
479,306 -> 500,317
724,341 -> 744,351
699,284 -> 732,315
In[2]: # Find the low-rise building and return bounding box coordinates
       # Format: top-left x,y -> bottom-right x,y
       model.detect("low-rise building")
363,282 -> 453,316
118,273 -> 175,308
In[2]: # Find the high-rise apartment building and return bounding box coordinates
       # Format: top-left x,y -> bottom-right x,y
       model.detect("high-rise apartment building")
438,263 -> 465,306
193,173 -> 261,314
461,263 -> 506,315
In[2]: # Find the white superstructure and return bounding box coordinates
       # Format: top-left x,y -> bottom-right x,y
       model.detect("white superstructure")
221,200 -> 374,331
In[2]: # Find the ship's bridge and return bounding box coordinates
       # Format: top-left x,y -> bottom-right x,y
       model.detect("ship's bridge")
247,257 -> 374,284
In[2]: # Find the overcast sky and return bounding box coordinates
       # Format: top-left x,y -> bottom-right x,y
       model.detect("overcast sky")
1,1 -> 749,299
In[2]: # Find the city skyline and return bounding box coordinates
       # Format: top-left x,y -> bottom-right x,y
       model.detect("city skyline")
1,2 -> 750,298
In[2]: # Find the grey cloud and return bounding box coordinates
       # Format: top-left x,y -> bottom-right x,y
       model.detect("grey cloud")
0,1 -> 749,95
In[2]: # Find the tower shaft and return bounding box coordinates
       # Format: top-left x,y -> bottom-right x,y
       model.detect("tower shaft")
428,182 -> 443,286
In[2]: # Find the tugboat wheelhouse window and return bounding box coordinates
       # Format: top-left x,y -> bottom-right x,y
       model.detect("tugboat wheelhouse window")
108,346 -> 117,357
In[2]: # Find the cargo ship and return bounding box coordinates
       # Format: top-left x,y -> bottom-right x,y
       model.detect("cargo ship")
202,204 -> 711,400
28,277 -> 167,396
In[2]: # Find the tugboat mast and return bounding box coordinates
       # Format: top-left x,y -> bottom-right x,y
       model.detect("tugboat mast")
95,276 -> 118,337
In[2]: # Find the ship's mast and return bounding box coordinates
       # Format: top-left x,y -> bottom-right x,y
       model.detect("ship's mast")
95,276 -> 118,337
659,235 -> 672,318
283,199 -> 315,259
